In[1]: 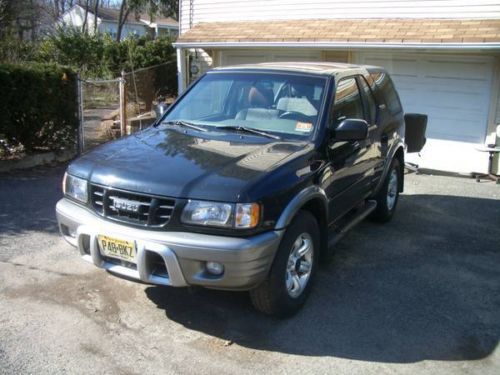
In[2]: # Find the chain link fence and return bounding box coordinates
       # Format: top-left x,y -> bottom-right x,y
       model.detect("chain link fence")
123,61 -> 177,134
80,78 -> 121,153
79,61 -> 177,153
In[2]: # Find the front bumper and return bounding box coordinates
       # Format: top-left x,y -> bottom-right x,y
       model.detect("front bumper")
56,198 -> 283,290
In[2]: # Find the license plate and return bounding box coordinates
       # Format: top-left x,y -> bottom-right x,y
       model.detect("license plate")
98,235 -> 136,263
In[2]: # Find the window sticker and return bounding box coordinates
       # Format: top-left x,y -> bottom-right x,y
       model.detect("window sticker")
295,122 -> 313,133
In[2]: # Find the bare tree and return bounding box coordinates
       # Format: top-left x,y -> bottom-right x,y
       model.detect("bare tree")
116,0 -> 130,41
115,0 -> 178,41
0,0 -> 14,37
93,0 -> 99,34
50,0 -> 74,19
81,0 -> 90,33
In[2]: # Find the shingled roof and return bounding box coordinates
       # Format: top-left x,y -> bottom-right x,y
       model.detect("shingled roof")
84,6 -> 177,27
177,18 -> 500,45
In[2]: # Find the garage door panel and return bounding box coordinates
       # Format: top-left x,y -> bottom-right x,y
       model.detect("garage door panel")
395,90 -> 488,116
422,78 -> 487,92
429,128 -> 479,143
424,60 -> 492,81
428,117 -> 482,138
272,52 -> 321,62
363,57 -> 418,76
422,84 -> 489,102
221,53 -> 269,65
425,111 -> 486,123
426,110 -> 485,123
423,95 -> 487,111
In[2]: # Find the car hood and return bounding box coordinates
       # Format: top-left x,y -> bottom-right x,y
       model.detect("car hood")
68,126 -> 313,202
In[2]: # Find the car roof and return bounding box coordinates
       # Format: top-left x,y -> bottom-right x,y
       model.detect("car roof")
212,62 -> 385,76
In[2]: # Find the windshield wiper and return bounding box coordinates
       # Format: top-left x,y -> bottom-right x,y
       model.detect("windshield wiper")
161,120 -> 207,132
215,125 -> 280,140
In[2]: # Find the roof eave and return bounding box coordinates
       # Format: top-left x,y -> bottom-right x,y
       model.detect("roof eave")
173,41 -> 500,50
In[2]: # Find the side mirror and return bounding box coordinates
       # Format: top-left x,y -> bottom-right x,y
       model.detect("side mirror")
334,119 -> 368,142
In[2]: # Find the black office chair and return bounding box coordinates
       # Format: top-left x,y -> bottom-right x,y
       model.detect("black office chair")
404,113 -> 428,173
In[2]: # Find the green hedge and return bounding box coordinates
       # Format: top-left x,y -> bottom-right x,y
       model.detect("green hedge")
0,64 -> 78,152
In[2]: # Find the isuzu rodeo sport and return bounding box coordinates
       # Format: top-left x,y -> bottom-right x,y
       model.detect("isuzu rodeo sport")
56,62 -> 426,316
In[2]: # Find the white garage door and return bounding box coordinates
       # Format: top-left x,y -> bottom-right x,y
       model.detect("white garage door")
358,52 -> 494,173
221,49 -> 321,66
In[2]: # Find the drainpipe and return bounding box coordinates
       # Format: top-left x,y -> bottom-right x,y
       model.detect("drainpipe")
176,48 -> 187,95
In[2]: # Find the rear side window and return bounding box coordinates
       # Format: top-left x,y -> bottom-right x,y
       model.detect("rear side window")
357,76 -> 377,124
331,77 -> 364,128
370,72 -> 402,115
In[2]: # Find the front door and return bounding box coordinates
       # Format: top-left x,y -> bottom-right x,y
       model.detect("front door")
324,76 -> 375,223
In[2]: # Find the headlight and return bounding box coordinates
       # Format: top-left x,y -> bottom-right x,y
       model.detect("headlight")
181,200 -> 233,227
181,200 -> 260,229
63,172 -> 88,203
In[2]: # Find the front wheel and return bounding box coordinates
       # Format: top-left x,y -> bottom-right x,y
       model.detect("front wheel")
250,210 -> 319,317
370,158 -> 401,222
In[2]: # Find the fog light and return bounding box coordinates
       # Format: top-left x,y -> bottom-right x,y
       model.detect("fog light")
206,261 -> 224,275
61,224 -> 76,238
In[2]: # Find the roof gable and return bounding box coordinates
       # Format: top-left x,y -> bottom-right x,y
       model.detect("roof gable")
70,5 -> 178,27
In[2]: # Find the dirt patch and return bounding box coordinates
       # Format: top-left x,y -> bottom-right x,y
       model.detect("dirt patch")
3,265 -> 140,333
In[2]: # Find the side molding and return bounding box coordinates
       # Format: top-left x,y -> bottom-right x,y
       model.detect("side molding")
275,186 -> 329,230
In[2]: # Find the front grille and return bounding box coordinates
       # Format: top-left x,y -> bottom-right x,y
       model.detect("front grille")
90,184 -> 175,228
102,256 -> 137,270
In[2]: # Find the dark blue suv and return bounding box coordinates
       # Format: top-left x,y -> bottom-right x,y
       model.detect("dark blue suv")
57,62 -> 422,317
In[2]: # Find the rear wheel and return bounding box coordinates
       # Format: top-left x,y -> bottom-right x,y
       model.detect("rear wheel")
250,210 -> 319,317
370,158 -> 401,222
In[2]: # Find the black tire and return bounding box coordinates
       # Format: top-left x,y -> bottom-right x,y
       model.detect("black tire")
370,158 -> 401,223
250,210 -> 320,317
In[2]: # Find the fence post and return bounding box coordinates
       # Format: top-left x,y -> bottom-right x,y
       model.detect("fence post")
119,71 -> 127,137
77,73 -> 84,154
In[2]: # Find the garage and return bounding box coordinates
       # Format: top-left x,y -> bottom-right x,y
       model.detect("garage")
176,18 -> 500,174
211,49 -> 496,174
357,52 -> 495,173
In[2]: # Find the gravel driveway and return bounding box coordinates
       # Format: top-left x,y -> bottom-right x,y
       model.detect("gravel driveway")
0,166 -> 499,374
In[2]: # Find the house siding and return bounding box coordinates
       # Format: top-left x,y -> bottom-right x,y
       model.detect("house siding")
60,5 -> 98,31
180,0 -> 500,33
496,95 -> 500,126
495,60 -> 500,128
98,21 -> 149,39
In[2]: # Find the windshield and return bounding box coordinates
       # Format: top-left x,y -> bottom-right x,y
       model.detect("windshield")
164,72 -> 327,139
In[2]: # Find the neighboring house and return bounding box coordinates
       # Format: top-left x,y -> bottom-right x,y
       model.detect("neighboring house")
59,5 -> 179,39
174,0 -> 500,174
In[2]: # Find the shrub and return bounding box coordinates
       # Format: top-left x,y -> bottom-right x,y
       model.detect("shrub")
0,36 -> 39,63
36,30 -> 177,83
37,28 -> 110,78
0,63 -> 78,153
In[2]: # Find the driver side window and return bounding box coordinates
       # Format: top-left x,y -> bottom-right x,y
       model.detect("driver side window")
330,77 -> 364,128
